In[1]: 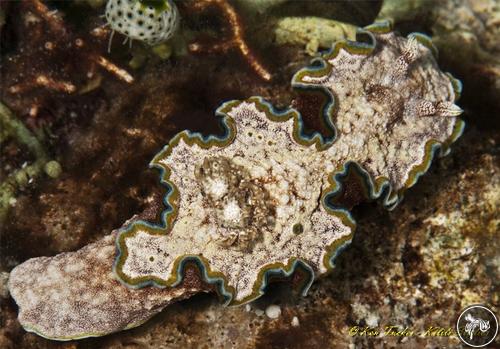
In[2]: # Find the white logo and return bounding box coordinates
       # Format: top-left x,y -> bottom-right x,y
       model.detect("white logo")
464,313 -> 490,340
457,305 -> 498,347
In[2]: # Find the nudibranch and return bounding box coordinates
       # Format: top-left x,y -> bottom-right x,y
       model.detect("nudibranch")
8,22 -> 464,340
105,0 -> 179,46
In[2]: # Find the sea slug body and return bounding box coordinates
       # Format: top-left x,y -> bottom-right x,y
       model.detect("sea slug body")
105,0 -> 179,45
8,22 -> 464,340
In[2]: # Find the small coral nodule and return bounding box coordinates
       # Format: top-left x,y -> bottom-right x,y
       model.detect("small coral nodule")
8,22 -> 464,340
105,0 -> 179,46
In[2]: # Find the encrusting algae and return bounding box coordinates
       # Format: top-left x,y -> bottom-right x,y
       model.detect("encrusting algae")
8,21 -> 465,340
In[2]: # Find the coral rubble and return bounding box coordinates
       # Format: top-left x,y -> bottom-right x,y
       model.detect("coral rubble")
8,22 -> 464,340
187,0 -> 272,81
274,17 -> 357,55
